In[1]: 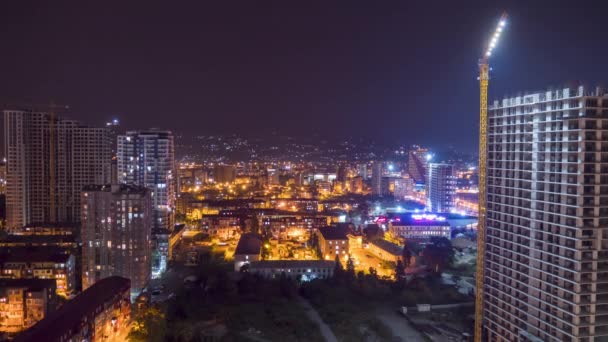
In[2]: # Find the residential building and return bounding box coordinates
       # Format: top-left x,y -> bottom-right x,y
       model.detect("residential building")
0,248 -> 76,297
368,239 -> 403,263
261,216 -> 326,241
0,279 -> 57,336
482,86 -> 608,341
427,163 -> 456,213
81,184 -> 152,299
117,130 -> 175,231
151,228 -> 169,279
14,276 -> 130,342
248,260 -> 335,281
234,233 -> 262,271
393,174 -> 415,199
117,130 -> 175,277
200,215 -> 241,240
4,109 -> 112,229
371,162 -> 383,196
213,165 -> 236,184
0,158 -> 6,195
317,226 -> 350,260
388,214 -> 451,241
408,146 -> 429,184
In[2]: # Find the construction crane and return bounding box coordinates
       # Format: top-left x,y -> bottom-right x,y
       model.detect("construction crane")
474,12 -> 507,342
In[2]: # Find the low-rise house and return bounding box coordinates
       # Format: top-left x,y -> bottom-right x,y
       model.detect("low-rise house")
0,279 -> 57,335
317,226 -> 350,260
368,239 -> 403,263
0,248 -> 76,298
14,276 -> 130,342
200,215 -> 241,240
234,233 -> 263,271
248,260 -> 335,281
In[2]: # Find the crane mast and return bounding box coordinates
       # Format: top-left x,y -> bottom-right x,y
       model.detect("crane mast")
474,13 -> 507,342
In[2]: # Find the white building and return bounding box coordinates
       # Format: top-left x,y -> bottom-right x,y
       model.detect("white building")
426,163 -> 456,213
4,109 -> 111,229
388,214 -> 451,241
483,85 -> 608,341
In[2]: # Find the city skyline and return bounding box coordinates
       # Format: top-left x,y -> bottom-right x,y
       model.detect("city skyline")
2,2 -> 608,341
1,2 -> 608,153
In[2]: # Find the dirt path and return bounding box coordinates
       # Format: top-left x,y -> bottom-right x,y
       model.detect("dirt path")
297,296 -> 338,342
376,309 -> 425,342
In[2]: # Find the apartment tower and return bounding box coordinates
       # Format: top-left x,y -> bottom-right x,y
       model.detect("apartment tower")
3,109 -> 111,229
81,184 -> 152,298
483,86 -> 608,341
427,163 -> 456,213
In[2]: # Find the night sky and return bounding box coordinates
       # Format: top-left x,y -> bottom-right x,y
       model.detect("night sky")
1,1 -> 608,153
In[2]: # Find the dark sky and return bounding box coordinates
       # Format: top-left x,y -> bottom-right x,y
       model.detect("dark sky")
1,1 -> 608,153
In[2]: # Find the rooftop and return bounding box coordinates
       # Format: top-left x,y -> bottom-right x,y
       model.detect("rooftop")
14,276 -> 130,342
0,278 -> 56,291
318,226 -> 349,240
390,214 -> 451,226
0,247 -> 73,264
235,233 -> 263,255
369,239 -> 403,256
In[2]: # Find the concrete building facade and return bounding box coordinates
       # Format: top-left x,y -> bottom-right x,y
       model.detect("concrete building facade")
483,86 -> 608,341
3,109 -> 111,229
81,184 -> 152,298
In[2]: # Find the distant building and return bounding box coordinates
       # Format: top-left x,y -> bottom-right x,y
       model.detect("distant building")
81,184 -> 152,299
105,118 -> 121,184
371,162 -> 383,196
248,260 -> 335,280
0,159 -> 5,195
234,233 -> 262,271
317,226 -> 350,260
0,279 -> 57,336
356,163 -> 368,179
426,163 -> 456,213
118,130 -> 175,278
213,165 -> 236,184
368,239 -> 403,263
388,214 -> 451,241
4,109 -> 112,229
0,248 -> 76,297
151,228 -> 169,279
408,146 -> 428,184
200,215 -> 241,240
266,168 -> 279,185
261,216 -> 326,241
117,130 -> 175,231
14,276 -> 130,342
393,175 -> 415,199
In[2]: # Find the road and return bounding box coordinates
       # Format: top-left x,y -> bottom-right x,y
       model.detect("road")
376,308 -> 425,342
297,296 -> 338,342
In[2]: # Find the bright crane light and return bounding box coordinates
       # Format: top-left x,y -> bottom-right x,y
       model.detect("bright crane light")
484,16 -> 507,59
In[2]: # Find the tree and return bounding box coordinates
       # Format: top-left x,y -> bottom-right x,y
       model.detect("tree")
422,236 -> 454,273
333,254 -> 344,280
395,259 -> 406,279
402,248 -> 412,268
250,213 -> 261,234
346,257 -> 356,281
368,267 -> 378,278
128,306 -> 167,342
